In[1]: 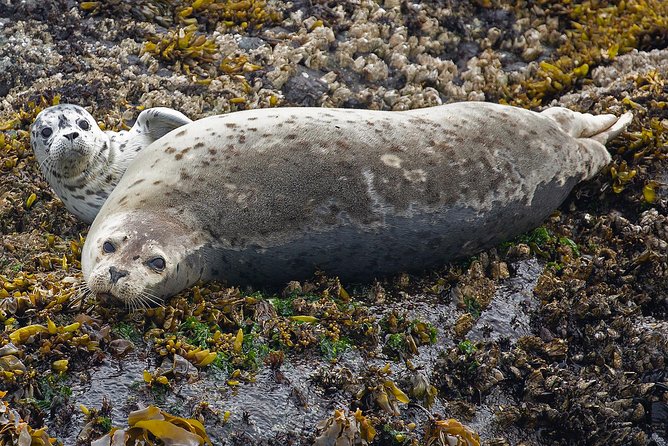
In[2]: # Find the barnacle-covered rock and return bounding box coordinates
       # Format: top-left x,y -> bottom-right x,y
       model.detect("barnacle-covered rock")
2,0 -> 668,444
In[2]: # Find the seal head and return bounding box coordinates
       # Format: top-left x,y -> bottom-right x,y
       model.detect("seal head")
82,210 -> 212,309
31,104 -> 106,181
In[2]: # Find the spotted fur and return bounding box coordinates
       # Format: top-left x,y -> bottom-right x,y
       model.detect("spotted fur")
31,104 -> 192,223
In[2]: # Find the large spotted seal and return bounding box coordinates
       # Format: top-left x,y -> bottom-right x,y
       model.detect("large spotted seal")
31,104 -> 192,223
81,102 -> 631,307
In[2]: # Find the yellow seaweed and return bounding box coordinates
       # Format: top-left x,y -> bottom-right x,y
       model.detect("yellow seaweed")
9,324 -> 47,344
233,328 -> 243,353
383,380 -> 410,404
290,315 -> 319,323
134,420 -> 204,446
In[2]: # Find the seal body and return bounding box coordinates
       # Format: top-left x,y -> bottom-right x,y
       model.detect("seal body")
82,102 -> 631,306
31,104 -> 192,223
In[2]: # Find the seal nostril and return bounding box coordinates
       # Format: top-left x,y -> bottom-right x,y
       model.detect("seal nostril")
109,266 -> 128,284
64,132 -> 79,141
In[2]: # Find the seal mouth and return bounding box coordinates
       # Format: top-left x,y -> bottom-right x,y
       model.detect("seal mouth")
95,292 -> 123,308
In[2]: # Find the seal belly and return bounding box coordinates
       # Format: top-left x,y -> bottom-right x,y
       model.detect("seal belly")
213,176 -> 578,285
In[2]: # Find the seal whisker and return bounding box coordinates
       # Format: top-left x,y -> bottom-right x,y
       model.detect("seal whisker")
67,286 -> 91,311
68,281 -> 90,294
138,291 -> 164,309
127,296 -> 137,313
37,155 -> 52,172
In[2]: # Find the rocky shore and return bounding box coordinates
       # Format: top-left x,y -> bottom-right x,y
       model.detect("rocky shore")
0,1 -> 666,445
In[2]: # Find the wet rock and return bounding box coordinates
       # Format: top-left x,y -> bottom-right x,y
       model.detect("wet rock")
282,66 -> 329,106
107,339 -> 134,357
237,36 -> 266,51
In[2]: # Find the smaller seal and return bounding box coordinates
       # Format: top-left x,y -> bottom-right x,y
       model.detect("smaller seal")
30,104 -> 192,223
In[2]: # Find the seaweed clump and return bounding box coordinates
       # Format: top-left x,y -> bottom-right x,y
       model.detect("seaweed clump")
177,0 -> 284,30
501,0 -> 668,106
424,419 -> 480,446
141,24 -> 219,78
606,69 -> 668,199
0,390 -> 56,445
91,405 -> 212,445
314,408 -> 376,446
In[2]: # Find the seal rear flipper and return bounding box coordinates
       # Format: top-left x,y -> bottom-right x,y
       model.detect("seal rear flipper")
541,107 -> 633,181
540,107 -> 633,144
588,111 -> 633,144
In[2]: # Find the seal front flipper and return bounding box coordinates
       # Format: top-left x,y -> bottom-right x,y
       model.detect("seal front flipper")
133,107 -> 192,143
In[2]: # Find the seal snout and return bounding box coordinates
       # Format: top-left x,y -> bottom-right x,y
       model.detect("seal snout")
64,131 -> 80,141
109,266 -> 129,283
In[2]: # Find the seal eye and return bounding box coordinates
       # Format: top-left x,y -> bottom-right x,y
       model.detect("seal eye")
102,241 -> 115,254
41,127 -> 53,138
148,257 -> 166,272
77,119 -> 90,131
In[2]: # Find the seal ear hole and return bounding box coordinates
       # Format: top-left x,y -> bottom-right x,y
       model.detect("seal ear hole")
41,127 -> 53,138
77,119 -> 90,131
148,257 -> 166,272
102,241 -> 116,254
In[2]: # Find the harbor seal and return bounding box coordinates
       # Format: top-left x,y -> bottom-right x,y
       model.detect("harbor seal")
81,102 -> 632,307
30,104 -> 192,223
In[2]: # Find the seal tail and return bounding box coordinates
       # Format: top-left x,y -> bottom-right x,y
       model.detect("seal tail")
540,107 -> 633,180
